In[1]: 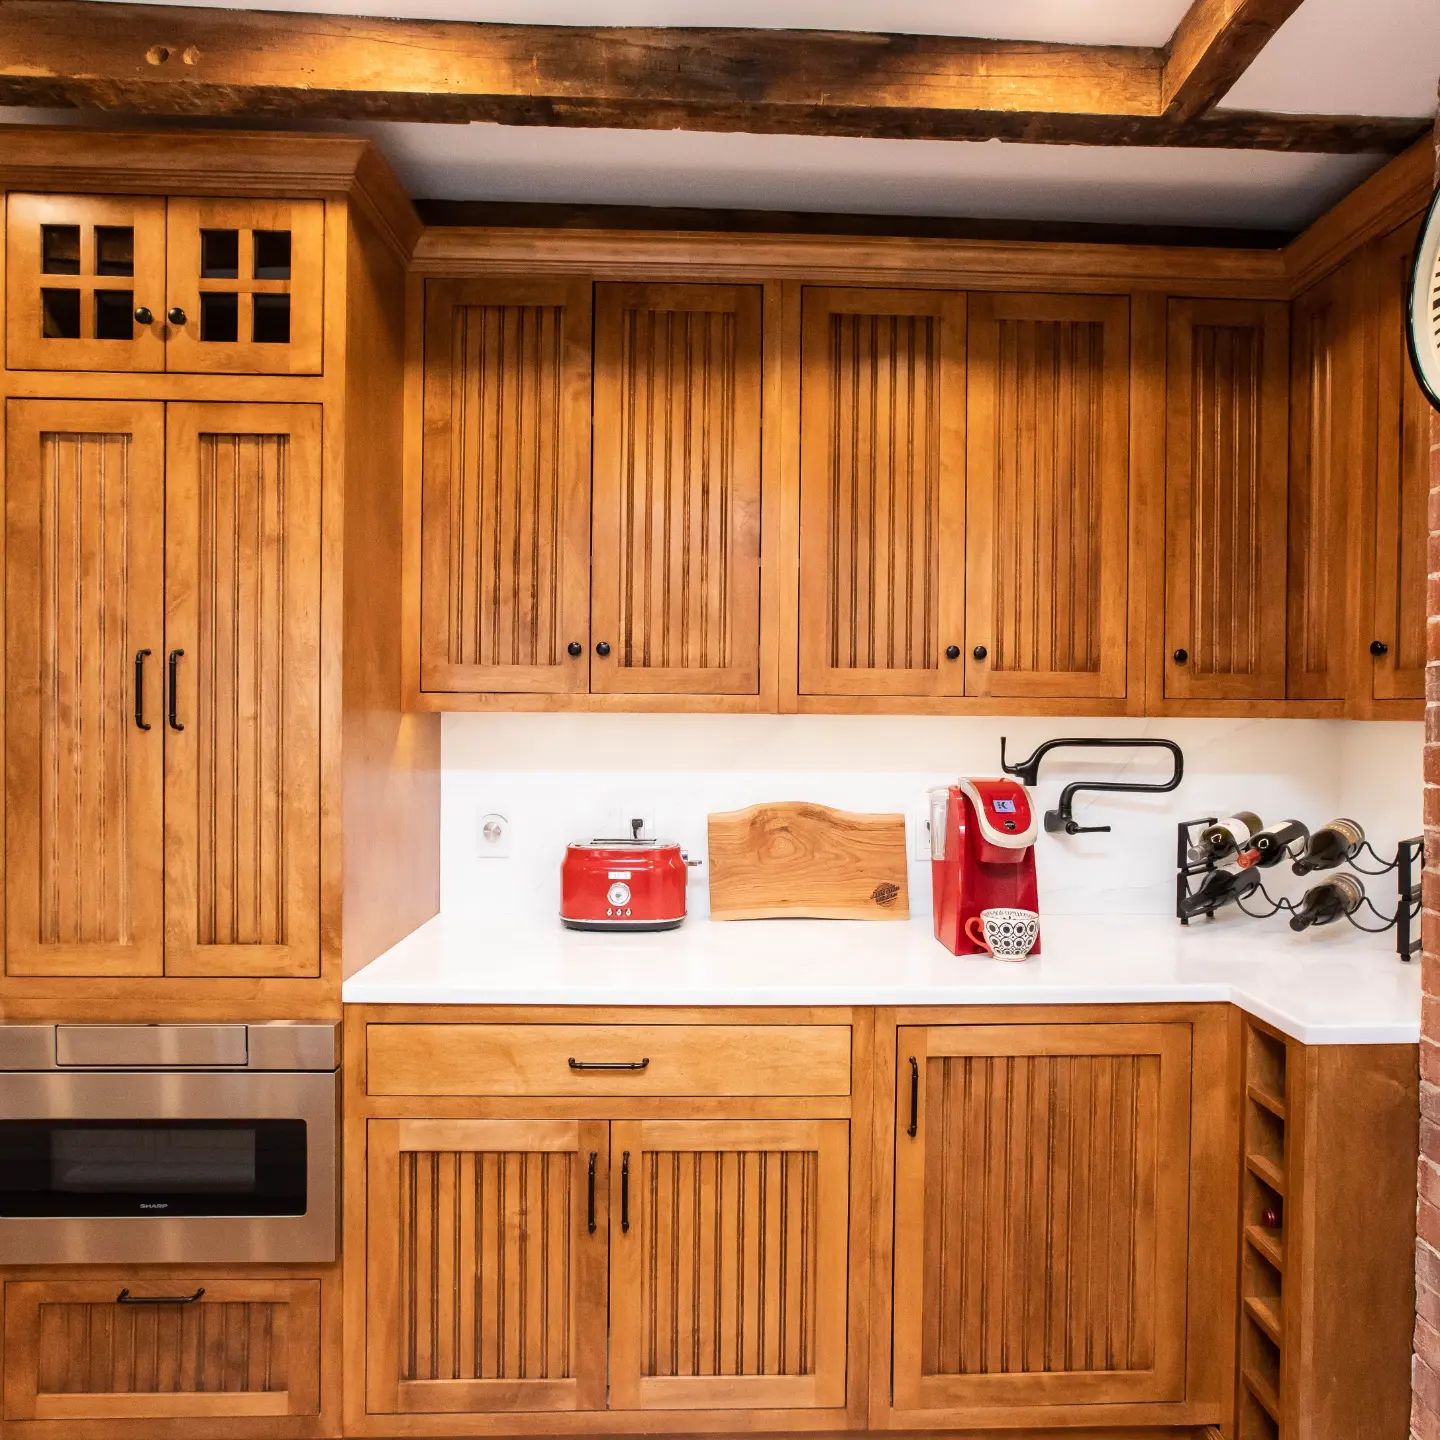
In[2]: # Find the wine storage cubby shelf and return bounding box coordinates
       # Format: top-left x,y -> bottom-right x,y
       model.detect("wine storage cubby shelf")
1239,1018 -> 1288,1440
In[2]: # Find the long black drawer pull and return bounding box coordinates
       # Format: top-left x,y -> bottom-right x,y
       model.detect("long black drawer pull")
568,1057 -> 650,1071
167,648 -> 185,731
117,1287 -> 205,1306
620,1150 -> 630,1233
587,1152 -> 597,1234
908,1056 -> 920,1138
133,649 -> 152,731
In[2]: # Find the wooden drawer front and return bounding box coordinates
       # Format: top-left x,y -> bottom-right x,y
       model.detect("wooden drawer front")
366,1023 -> 851,1097
2,1278 -> 321,1422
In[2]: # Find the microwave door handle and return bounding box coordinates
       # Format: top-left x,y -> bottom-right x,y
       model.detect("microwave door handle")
116,1288 -> 206,1305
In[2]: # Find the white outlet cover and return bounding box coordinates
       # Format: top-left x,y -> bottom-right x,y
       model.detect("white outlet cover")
478,812 -> 511,858
908,809 -> 933,862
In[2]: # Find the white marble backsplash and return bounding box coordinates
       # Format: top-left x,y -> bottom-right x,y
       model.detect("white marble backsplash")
438,713 -> 1424,923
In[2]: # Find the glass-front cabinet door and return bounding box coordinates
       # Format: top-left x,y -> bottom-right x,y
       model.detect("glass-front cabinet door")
5,194 -> 167,371
165,197 -> 324,374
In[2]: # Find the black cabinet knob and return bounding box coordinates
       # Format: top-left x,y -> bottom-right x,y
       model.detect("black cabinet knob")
595,641 -> 611,657
1370,639 -> 1389,657
972,645 -> 988,661
944,645 -> 960,661
133,305 -> 154,325
166,306 -> 187,326
1172,648 -> 1189,665
567,641 -> 582,657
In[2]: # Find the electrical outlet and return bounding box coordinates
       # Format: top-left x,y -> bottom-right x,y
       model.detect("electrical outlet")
908,807 -> 934,862
478,812 -> 511,858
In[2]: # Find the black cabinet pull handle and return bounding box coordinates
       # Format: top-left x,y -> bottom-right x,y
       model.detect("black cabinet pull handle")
117,1287 -> 204,1305
587,1152 -> 597,1234
166,306 -> 187,326
944,644 -> 960,661
908,1056 -> 920,1138
1172,648 -> 1189,665
568,1057 -> 650,1071
167,649 -> 185,730
620,1150 -> 631,1233
1370,639 -> 1389,657
133,648 -> 152,731
972,645 -> 988,661
567,641 -> 583,657
133,305 -> 154,326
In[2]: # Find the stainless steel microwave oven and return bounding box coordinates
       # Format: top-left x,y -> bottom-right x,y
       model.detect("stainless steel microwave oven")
0,1023 -> 338,1264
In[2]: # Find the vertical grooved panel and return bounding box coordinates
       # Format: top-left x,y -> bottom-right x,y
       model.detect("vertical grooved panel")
919,1052 -> 1163,1376
398,1148 -> 575,1384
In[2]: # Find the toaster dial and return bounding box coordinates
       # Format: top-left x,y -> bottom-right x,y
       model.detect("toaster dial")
607,881 -> 632,907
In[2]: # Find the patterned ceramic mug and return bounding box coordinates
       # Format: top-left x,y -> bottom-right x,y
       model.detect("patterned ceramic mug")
964,907 -> 1040,960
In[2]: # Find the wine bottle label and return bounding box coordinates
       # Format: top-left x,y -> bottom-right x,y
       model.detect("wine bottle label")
1328,818 -> 1364,851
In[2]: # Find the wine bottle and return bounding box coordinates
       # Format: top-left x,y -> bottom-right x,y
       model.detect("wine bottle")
1291,818 -> 1365,875
1236,819 -> 1310,870
1288,873 -> 1365,932
1189,811 -> 1263,864
1179,866 -> 1264,918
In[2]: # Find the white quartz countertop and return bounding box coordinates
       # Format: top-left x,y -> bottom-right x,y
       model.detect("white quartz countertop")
341,909 -> 1421,1046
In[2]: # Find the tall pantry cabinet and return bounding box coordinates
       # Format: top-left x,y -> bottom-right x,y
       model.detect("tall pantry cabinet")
0,129 -> 440,1020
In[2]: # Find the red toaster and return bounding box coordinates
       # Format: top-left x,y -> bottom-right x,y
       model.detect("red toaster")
560,838 -> 690,931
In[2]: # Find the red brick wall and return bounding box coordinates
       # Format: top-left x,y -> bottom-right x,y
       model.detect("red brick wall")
1415,104 -> 1440,1440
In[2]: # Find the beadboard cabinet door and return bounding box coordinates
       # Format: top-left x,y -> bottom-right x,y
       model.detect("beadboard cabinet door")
797,287 -> 966,697
1163,299 -> 1290,703
892,1023 -> 1192,1416
365,1119 -> 609,1416
964,293 -> 1130,700
4,399 -> 166,977
420,278 -> 593,694
5,193 -> 167,372
162,403 -> 322,978
591,283 -> 764,696
1371,217 -> 1428,706
609,1119 -> 850,1412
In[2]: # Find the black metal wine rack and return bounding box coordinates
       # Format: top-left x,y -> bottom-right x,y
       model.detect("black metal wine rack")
1175,817 -> 1423,961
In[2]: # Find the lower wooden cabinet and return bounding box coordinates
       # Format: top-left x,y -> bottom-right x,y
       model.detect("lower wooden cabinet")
2,1276 -> 322,1427
892,1022 -> 1193,1416
362,1114 -> 851,1421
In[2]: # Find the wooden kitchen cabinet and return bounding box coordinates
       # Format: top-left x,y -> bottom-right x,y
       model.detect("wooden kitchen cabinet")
891,1022 -> 1194,1418
1368,216 -> 1428,708
797,286 -> 967,698
964,292 -> 1131,700
591,283 -> 764,697
2,1276 -> 322,1426
364,1118 -> 610,1416
3,398 -> 323,982
1163,298 -> 1290,704
5,193 -> 324,374
4,399 -> 167,977
608,1118 -> 850,1412
419,277 -> 593,695
162,403 -> 323,979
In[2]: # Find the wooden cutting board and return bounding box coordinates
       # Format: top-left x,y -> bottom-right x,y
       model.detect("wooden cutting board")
707,802 -> 910,921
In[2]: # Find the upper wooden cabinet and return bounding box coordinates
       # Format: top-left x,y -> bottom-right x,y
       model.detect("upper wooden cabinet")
965,292 -> 1130,700
4,399 -> 166,977
592,283 -> 764,696
892,1022 -> 1193,1418
1163,298 -> 1290,703
3,398 -> 322,983
797,286 -> 966,698
5,192 -> 325,374
1370,217 -> 1428,706
420,277 -> 593,694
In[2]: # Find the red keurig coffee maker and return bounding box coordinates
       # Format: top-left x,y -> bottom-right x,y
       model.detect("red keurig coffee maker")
930,778 -> 1040,956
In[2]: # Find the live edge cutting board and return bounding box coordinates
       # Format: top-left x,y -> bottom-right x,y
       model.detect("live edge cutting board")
706,802 -> 910,921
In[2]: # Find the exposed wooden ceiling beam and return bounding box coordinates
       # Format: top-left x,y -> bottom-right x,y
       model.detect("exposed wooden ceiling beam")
0,0 -> 1426,155
1162,0 -> 1307,120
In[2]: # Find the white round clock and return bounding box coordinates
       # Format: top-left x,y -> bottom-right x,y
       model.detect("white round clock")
1409,183 -> 1440,412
